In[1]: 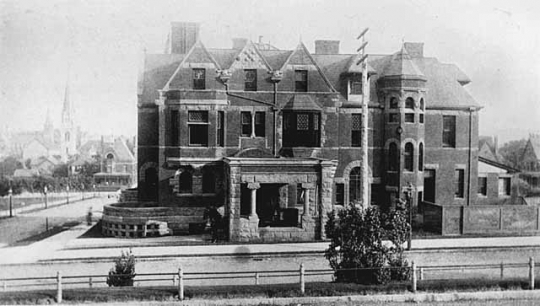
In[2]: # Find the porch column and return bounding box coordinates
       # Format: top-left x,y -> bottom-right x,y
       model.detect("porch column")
302,183 -> 316,217
247,183 -> 260,218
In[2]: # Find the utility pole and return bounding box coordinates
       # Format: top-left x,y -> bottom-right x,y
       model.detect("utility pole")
357,28 -> 370,209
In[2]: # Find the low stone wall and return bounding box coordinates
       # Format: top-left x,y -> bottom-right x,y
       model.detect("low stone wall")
423,202 -> 540,236
119,188 -> 138,203
102,202 -> 205,238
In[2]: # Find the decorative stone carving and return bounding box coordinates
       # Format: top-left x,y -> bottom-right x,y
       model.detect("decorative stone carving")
270,70 -> 283,83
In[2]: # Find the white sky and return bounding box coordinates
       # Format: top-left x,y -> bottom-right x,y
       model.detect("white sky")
1,0 -> 539,143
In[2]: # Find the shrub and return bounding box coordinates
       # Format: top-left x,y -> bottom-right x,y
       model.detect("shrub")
106,249 -> 136,287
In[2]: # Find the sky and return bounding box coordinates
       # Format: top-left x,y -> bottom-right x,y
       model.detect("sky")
1,0 -> 539,143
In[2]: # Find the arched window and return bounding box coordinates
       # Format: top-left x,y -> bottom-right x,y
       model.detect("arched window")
202,168 -> 216,193
349,167 -> 361,203
420,98 -> 425,111
404,142 -> 414,172
179,171 -> 192,194
106,153 -> 114,173
390,97 -> 398,109
389,143 -> 399,171
419,143 -> 424,171
405,97 -> 415,109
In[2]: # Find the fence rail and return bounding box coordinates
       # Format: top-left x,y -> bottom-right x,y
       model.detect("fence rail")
1,257 -> 538,303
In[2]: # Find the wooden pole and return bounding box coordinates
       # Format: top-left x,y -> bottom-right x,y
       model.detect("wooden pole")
56,271 -> 62,303
299,263 -> 305,294
529,257 -> 535,290
411,261 -> 417,293
178,267 -> 184,300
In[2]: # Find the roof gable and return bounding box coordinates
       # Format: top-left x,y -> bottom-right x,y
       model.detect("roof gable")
281,42 -> 336,92
228,41 -> 272,71
164,40 -> 220,90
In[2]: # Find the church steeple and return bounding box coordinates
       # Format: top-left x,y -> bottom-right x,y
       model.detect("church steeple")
61,81 -> 73,127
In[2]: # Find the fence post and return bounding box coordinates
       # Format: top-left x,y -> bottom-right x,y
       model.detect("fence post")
255,273 -> 259,285
419,267 -> 424,280
411,261 -> 417,293
500,262 -> 504,279
178,267 -> 184,300
89,277 -> 92,288
56,271 -> 62,303
299,263 -> 305,294
529,257 -> 535,290
172,275 -> 176,286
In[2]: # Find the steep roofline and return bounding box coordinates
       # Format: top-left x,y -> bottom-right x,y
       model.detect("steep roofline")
163,40 -> 221,90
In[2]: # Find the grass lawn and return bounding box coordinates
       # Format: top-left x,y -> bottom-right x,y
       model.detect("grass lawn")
0,278 -> 534,305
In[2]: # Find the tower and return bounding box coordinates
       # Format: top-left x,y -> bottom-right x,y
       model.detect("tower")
379,44 -> 427,207
60,81 -> 77,161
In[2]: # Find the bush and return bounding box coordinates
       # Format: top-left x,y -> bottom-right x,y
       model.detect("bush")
106,250 -> 136,287
325,201 -> 411,285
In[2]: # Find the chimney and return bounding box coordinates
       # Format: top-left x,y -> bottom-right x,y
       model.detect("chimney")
232,38 -> 248,50
403,42 -> 424,58
170,22 -> 200,54
315,40 -> 340,54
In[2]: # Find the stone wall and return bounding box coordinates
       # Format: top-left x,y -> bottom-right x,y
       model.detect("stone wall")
102,203 -> 205,237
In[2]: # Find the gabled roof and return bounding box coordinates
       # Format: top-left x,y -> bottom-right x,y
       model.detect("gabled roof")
226,40 -> 272,71
282,94 -> 323,111
164,40 -> 220,90
140,54 -> 185,103
479,156 -> 519,173
260,50 -> 294,71
526,135 -> 540,161
102,138 -> 135,162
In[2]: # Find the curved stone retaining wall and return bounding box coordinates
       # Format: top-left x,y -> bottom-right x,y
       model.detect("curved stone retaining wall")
102,202 -> 205,238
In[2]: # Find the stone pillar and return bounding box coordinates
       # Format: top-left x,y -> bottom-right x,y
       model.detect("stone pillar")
301,183 -> 316,217
247,182 -> 260,218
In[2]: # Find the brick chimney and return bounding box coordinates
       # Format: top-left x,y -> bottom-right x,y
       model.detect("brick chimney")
232,38 -> 248,50
403,42 -> 424,58
170,22 -> 200,54
315,40 -> 340,54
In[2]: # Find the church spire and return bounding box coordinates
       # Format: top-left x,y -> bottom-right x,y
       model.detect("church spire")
61,79 -> 73,127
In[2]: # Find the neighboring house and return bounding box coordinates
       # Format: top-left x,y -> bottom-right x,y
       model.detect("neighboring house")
476,156 -> 519,205
93,137 -> 136,191
136,22 -> 522,241
520,134 -> 540,189
13,168 -> 40,179
31,156 -> 60,176
478,136 -> 504,164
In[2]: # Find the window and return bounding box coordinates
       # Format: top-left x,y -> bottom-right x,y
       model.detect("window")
498,177 -> 511,196
335,183 -> 344,206
420,98 -> 425,110
188,111 -> 208,146
388,113 -> 399,123
217,111 -> 224,147
283,112 -> 320,147
202,169 -> 215,193
478,177 -> 487,196
65,132 -> 70,142
244,69 -> 257,91
405,113 -> 415,123
295,70 -> 308,92
405,97 -> 415,109
388,143 -> 398,171
455,169 -> 465,198
418,143 -> 424,171
351,114 -> 361,147
106,153 -> 114,173
349,167 -> 361,203
179,171 -> 192,194
192,68 -> 206,90
390,97 -> 398,109
351,81 -> 362,95
170,110 -> 179,146
241,112 -> 252,137
404,142 -> 414,172
296,184 -> 305,205
419,114 -> 424,124
443,116 -> 456,147
255,112 -> 265,137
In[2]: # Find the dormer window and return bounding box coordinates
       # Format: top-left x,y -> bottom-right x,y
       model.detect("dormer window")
295,70 -> 308,92
350,81 -> 362,95
244,69 -> 257,91
193,68 -> 205,90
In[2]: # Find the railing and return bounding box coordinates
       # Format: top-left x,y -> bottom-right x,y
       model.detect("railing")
0,257 -> 538,303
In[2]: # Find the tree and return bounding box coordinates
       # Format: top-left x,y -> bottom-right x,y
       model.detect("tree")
106,249 -> 136,287
52,163 -> 69,178
0,156 -> 23,177
499,139 -> 527,169
325,203 -> 411,285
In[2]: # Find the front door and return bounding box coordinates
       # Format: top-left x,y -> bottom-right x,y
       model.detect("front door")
423,169 -> 436,203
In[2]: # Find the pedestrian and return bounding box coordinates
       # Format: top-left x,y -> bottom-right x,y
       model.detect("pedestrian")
203,205 -> 222,243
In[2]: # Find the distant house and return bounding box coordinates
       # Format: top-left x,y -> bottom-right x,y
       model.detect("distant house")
478,136 -> 504,164
476,156 -> 519,205
520,134 -> 540,189
13,168 -> 40,178
30,156 -> 61,176
93,137 -> 136,191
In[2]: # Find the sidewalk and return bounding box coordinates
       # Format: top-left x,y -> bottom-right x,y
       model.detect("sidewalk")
2,219 -> 540,265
